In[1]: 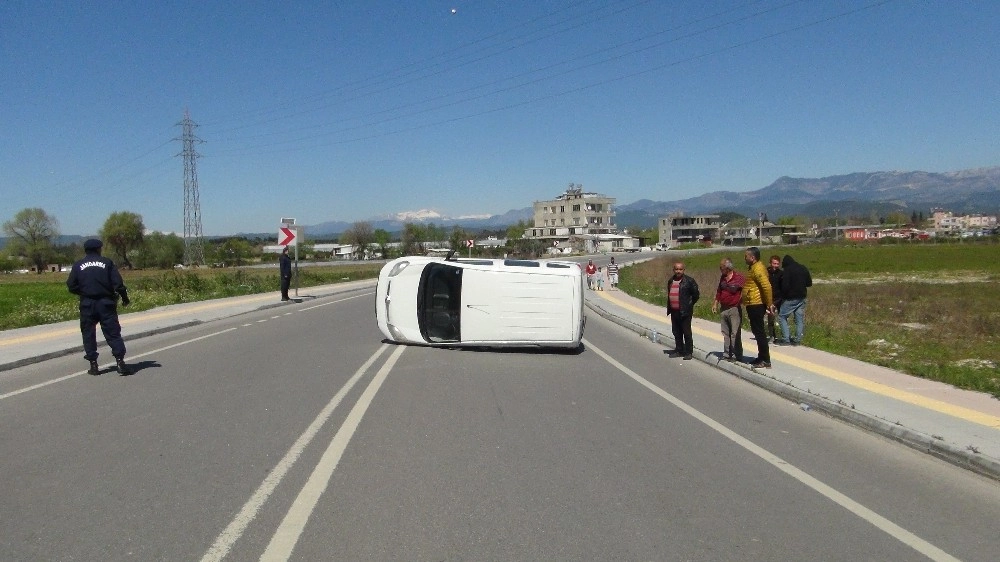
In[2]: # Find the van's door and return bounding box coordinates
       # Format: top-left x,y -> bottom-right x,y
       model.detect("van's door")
460,269 -> 575,342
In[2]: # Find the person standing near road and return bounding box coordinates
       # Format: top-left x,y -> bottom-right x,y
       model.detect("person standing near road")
766,255 -> 784,343
711,258 -> 745,362
279,246 -> 292,301
777,254 -> 813,346
666,261 -> 700,360
742,246 -> 774,369
595,266 -> 605,291
66,238 -> 131,376
585,259 -> 597,290
606,256 -> 620,289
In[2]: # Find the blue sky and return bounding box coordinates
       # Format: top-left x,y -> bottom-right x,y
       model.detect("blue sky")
3,0 -> 998,236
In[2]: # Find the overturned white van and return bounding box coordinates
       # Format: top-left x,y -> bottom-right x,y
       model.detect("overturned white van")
375,255 -> 585,348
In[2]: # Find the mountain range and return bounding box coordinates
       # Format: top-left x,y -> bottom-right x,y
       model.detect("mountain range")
307,166 -> 1000,235
2,167 -> 996,247
307,207 -> 534,237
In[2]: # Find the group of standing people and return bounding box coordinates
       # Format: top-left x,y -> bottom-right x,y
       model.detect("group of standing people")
667,247 -> 811,370
729,247 -> 813,368
584,257 -> 620,291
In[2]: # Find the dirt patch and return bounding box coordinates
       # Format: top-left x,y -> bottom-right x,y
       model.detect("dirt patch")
953,359 -> 998,370
814,271 -> 995,285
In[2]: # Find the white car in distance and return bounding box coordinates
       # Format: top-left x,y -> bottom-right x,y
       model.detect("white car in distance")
375,254 -> 585,349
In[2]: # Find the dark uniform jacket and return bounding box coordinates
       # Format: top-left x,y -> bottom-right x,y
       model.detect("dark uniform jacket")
279,252 -> 292,279
67,252 -> 129,302
779,255 -> 812,300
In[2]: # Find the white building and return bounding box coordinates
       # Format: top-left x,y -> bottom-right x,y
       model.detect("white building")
526,186 -> 619,252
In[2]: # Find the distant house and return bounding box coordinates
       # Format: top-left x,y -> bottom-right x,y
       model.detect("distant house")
29,263 -> 64,273
720,221 -> 796,246
475,236 -> 507,248
265,244 -> 358,259
659,213 -> 721,245
931,208 -> 998,236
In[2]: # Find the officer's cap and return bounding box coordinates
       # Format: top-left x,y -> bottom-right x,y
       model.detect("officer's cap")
83,239 -> 103,251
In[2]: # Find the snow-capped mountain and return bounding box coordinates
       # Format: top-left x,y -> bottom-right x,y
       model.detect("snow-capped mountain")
390,209 -> 444,221
308,207 -> 532,236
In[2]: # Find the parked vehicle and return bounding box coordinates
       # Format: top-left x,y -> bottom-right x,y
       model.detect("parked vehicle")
375,254 -> 585,348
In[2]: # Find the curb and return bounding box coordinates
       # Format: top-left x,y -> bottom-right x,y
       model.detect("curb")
0,282 -> 375,373
584,298 -> 1000,483
0,321 -> 204,372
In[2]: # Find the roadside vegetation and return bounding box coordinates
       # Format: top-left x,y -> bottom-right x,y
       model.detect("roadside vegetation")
5,204 -> 999,397
619,240 -> 1000,398
0,265 -> 382,331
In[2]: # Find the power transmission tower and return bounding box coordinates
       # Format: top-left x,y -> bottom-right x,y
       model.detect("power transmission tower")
177,109 -> 205,266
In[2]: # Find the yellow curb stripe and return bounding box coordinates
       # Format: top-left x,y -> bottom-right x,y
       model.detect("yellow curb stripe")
592,291 -> 1000,430
0,293 -> 278,347
0,327 -> 79,345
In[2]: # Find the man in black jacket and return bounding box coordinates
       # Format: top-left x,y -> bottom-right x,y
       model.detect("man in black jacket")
666,261 -> 700,360
766,255 -> 783,343
777,254 -> 813,345
66,239 -> 131,375
279,246 -> 292,301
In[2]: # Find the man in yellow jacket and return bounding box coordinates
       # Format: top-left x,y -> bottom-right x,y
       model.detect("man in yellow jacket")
742,246 -> 775,368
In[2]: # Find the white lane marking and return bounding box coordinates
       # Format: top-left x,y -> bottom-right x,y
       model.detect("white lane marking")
584,339 -> 960,562
0,328 -> 237,401
200,344 -> 393,562
259,344 -> 406,561
256,319 -> 268,323
298,292 -> 372,312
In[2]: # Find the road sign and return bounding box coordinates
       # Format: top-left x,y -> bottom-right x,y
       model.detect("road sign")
281,217 -> 296,226
279,226 -> 297,246
465,239 -> 474,248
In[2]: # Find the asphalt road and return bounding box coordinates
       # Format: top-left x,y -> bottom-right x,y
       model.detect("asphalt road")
2,290 -> 999,561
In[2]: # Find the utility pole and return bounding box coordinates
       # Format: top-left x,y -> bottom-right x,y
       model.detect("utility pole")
834,209 -> 840,240
177,109 -> 205,266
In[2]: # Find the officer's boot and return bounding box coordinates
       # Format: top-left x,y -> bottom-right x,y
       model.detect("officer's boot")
116,357 -> 131,376
88,360 -> 100,376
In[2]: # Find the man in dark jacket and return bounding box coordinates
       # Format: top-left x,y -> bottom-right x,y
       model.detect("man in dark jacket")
666,261 -> 700,360
279,246 -> 292,301
777,254 -> 813,345
766,255 -> 783,343
66,239 -> 131,375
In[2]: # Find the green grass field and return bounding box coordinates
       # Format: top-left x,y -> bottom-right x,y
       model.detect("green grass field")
0,264 -> 382,331
619,241 -> 1000,398
5,244 -> 999,398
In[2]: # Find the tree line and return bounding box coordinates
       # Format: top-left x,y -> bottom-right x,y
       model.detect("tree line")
1,208 -> 548,273
1,204 -> 947,274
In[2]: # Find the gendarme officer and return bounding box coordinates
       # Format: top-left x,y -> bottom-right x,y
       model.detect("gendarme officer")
66,239 -> 132,375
